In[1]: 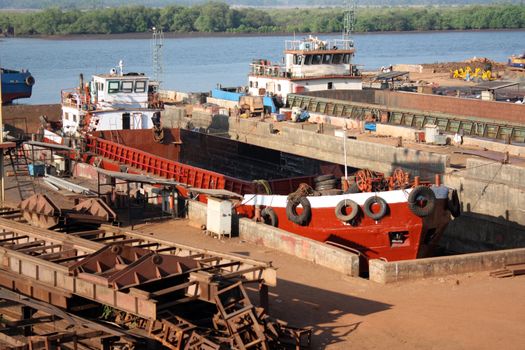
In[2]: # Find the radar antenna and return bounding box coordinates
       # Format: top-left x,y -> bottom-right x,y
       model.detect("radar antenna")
152,26 -> 164,88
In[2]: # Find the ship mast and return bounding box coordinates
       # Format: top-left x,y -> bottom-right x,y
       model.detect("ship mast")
342,0 -> 356,182
152,26 -> 164,89
343,0 -> 356,42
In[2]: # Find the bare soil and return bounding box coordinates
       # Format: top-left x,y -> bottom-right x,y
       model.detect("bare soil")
130,219 -> 525,350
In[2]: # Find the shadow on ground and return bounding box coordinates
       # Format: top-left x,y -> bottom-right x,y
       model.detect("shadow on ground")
245,277 -> 392,348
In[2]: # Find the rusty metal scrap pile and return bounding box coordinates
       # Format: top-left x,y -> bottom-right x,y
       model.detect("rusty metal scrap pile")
0,204 -> 311,349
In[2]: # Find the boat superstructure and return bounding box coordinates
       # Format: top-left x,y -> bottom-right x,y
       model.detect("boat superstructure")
61,62 -> 160,136
248,35 -> 362,103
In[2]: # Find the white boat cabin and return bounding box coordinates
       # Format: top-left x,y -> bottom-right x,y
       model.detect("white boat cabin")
61,67 -> 159,136
248,36 -> 362,102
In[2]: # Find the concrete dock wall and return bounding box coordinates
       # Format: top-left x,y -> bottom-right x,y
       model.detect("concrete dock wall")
163,106 -> 450,178
369,248 -> 525,284
377,123 -> 525,157
239,219 -> 359,276
442,159 -> 525,252
186,199 -> 359,276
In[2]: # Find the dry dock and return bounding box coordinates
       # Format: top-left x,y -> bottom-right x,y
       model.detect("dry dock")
163,101 -> 525,256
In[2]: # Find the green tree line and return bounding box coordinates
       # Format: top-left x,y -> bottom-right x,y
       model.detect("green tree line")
0,0 -> 522,10
0,2 -> 524,35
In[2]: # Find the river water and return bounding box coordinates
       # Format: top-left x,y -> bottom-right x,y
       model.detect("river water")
0,30 -> 523,104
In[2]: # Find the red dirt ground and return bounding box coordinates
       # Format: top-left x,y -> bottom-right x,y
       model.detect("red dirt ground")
130,220 -> 525,350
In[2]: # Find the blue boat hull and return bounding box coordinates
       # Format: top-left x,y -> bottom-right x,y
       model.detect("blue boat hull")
1,68 -> 35,104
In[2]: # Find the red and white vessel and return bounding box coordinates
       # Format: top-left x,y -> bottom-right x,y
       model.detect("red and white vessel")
237,174 -> 459,262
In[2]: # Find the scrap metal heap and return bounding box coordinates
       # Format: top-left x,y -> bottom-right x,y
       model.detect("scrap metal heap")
0,206 -> 311,349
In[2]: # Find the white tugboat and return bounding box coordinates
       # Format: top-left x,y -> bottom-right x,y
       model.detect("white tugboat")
60,61 -> 161,137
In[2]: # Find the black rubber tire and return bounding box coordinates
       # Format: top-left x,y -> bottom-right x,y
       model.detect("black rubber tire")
25,75 -> 35,86
261,207 -> 278,227
335,199 -> 359,222
408,186 -> 436,217
447,189 -> 461,218
316,183 -> 336,191
363,196 -> 388,220
344,182 -> 360,194
318,189 -> 343,196
286,197 -> 312,226
314,174 -> 336,183
315,178 -> 337,187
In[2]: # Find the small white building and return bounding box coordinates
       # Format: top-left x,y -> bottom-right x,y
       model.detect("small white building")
247,36 -> 362,103
61,65 -> 160,136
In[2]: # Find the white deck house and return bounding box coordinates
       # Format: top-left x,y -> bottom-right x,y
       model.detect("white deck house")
61,68 -> 160,136
248,36 -> 362,103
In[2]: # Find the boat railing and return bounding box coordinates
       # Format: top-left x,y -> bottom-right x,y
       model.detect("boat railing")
285,38 -> 354,51
86,135 -> 316,196
250,63 -> 290,78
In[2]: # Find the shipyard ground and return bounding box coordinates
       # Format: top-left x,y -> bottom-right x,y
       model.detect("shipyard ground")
114,220 -> 525,350
3,181 -> 524,350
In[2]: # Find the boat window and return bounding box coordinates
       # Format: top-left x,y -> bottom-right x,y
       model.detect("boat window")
304,55 -> 312,65
64,113 -> 69,120
312,54 -> 322,65
122,113 -> 130,130
277,84 -> 281,92
135,81 -> 146,93
343,54 -> 351,64
100,83 -> 104,92
73,115 -> 77,122
327,82 -> 333,90
108,81 -> 120,94
255,81 -> 258,88
121,81 -> 133,93
323,54 -> 332,64
249,81 -> 253,88
332,54 -> 343,64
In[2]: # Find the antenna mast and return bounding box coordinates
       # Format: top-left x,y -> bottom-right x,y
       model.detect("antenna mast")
152,27 -> 164,88
343,0 -> 356,41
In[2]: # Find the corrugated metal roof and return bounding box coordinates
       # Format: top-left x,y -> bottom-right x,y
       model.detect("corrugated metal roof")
473,81 -> 519,90
375,71 -> 409,80
96,168 -> 183,186
26,141 -> 74,151
187,188 -> 243,199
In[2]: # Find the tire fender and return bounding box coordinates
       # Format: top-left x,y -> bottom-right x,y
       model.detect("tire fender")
261,207 -> 278,227
25,75 -> 35,86
286,196 -> 312,226
335,199 -> 359,222
408,186 -> 436,217
363,196 -> 388,220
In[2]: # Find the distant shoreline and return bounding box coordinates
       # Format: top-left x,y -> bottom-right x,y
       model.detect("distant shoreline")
3,28 -> 524,41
